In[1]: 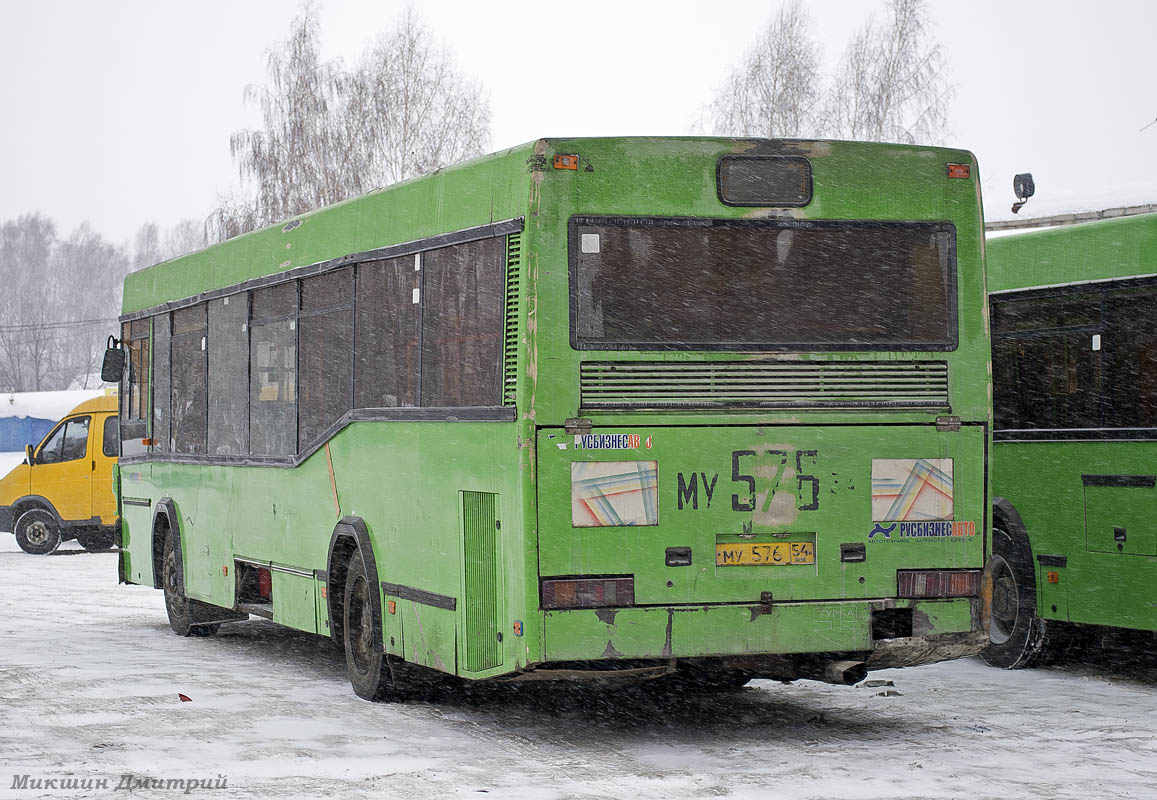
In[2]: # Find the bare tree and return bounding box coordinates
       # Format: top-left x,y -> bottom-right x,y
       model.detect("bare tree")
825,0 -> 952,144
346,8 -> 491,185
211,5 -> 490,241
705,0 -> 823,138
0,216 -> 130,392
51,223 -> 129,388
161,219 -> 208,261
131,222 -> 163,271
0,214 -> 58,392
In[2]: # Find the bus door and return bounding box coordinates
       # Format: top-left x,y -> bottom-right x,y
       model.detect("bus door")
31,415 -> 93,522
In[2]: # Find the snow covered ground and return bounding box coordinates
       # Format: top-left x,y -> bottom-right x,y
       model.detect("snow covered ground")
0,535 -> 1153,800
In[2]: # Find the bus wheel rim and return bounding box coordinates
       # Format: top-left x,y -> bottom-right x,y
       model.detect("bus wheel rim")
164,550 -> 187,618
989,554 -> 1018,645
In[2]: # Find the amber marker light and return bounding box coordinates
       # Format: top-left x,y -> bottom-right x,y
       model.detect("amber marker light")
1047,571 -> 1060,584
553,154 -> 579,170
947,163 -> 971,179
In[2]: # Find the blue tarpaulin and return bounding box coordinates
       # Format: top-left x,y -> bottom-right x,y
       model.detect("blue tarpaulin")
0,417 -> 54,452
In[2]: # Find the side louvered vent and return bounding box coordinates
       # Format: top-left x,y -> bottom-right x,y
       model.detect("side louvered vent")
502,234 -> 521,405
580,361 -> 950,411
462,491 -> 501,673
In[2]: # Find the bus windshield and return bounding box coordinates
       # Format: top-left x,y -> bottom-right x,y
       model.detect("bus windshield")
570,217 -> 957,351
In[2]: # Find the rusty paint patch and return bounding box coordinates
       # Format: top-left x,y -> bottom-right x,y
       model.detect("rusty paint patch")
527,139 -> 548,217
660,610 -> 674,657
912,608 -> 934,637
601,640 -> 623,659
595,608 -> 618,626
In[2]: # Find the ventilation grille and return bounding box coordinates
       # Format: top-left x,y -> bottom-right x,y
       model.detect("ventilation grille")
580,361 -> 950,410
462,491 -> 501,673
502,234 -> 521,406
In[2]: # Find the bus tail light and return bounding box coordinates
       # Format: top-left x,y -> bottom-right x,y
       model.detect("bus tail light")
541,576 -> 634,609
897,569 -> 981,599
947,163 -> 971,179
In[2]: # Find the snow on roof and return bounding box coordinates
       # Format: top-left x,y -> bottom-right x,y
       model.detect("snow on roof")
985,183 -> 1157,224
0,390 -> 109,421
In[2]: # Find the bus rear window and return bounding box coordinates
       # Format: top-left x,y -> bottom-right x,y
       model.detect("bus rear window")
569,217 -> 957,351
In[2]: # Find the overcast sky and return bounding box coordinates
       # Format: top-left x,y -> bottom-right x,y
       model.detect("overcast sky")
1,0 -> 1154,244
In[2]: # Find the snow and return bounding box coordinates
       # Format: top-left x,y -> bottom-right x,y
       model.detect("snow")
0,451 -> 25,486
984,183 -> 1157,224
1,536 -> 1153,799
0,389 -> 106,421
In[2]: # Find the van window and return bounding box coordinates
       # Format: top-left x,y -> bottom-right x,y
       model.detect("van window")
102,416 -> 119,458
38,416 -> 90,464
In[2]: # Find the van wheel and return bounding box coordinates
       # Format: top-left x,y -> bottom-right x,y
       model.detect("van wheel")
79,529 -> 116,551
14,509 -> 62,555
162,532 -> 219,637
342,550 -> 399,701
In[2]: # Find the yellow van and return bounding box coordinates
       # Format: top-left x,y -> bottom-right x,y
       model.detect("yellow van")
0,394 -> 119,554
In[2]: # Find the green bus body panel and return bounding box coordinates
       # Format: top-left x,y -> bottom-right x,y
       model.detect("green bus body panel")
987,213 -> 1157,292
544,598 -> 976,662
993,442 -> 1156,632
118,137 -> 991,679
538,424 -> 986,606
988,214 -> 1157,634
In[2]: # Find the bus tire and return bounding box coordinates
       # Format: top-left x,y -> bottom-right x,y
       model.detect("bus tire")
14,508 -> 62,555
342,550 -> 397,702
981,526 -> 1051,668
162,531 -> 219,638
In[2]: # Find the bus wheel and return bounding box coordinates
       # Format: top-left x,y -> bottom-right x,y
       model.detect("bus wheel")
342,551 -> 398,701
982,526 -> 1049,668
79,529 -> 116,552
14,508 -> 62,555
162,532 -> 219,638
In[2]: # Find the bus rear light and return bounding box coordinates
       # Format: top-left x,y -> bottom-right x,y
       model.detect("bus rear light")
541,576 -> 634,610
897,569 -> 981,599
947,163 -> 971,179
553,154 -> 579,170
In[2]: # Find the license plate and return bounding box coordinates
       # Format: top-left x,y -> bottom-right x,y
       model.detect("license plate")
715,541 -> 815,567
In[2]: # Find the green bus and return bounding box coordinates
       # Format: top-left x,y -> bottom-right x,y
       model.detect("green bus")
111,137 -> 992,700
984,212 -> 1157,668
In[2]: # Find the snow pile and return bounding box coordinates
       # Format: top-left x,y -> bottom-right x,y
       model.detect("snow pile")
0,389 -> 106,421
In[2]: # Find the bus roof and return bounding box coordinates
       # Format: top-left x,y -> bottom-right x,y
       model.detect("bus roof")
987,212 -> 1157,293
122,136 -> 978,317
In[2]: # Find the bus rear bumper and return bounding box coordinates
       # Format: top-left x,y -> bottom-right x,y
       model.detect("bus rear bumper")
543,598 -> 984,668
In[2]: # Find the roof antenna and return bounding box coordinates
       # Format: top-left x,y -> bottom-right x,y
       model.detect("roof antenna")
1011,173 -> 1035,214
1140,117 -> 1157,133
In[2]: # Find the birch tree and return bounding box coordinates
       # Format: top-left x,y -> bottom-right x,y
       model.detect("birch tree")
705,1 -> 823,138
825,0 -> 952,144
211,5 -> 491,241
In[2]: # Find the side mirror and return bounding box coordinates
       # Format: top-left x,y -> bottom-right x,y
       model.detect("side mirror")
101,335 -> 126,383
1011,173 -> 1035,214
25,444 -> 34,466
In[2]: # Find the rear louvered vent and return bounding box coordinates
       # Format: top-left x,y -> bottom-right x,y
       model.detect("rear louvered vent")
580,361 -> 950,411
502,234 -> 521,405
